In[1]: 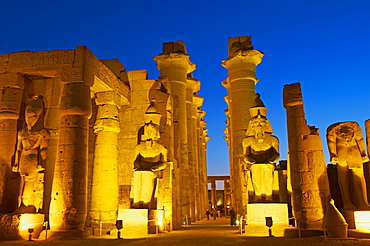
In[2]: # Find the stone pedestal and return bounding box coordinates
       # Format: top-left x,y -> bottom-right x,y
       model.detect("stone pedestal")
245,203 -> 289,237
247,203 -> 289,225
354,211 -> 370,232
118,209 -> 148,238
19,213 -> 45,240
148,209 -> 164,233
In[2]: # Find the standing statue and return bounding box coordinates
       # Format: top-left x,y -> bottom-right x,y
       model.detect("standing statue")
327,121 -> 370,210
242,94 -> 279,202
132,99 -> 167,208
12,96 -> 49,213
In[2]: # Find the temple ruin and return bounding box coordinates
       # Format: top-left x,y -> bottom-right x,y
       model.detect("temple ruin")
1,36 -> 370,240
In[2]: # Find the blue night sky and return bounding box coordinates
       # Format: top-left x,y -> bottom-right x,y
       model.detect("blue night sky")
1,0 -> 370,176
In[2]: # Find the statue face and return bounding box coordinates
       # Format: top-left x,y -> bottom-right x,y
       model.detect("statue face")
336,126 -> 354,142
25,109 -> 39,129
251,117 -> 268,142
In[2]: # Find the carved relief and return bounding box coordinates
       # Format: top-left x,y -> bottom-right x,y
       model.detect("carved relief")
12,96 -> 49,213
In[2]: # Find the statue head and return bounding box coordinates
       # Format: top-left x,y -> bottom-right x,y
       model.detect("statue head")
141,99 -> 162,148
247,94 -> 273,140
25,96 -> 43,130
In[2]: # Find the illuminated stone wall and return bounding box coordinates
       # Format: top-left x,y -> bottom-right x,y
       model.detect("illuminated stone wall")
0,44 -> 208,236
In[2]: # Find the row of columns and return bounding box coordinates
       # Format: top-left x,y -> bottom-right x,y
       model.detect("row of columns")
154,41 -> 208,224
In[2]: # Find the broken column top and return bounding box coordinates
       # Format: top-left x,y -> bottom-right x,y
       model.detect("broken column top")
161,41 -> 188,55
228,36 -> 254,57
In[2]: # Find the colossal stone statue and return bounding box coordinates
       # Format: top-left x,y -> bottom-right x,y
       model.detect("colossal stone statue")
12,96 -> 49,213
242,94 -> 279,202
132,100 -> 167,208
327,121 -> 370,210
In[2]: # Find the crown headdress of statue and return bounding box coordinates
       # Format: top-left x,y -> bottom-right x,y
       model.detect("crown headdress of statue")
249,93 -> 267,118
26,95 -> 43,116
144,99 -> 162,125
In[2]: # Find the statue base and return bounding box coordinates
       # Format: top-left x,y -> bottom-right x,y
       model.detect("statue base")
18,213 -> 45,240
148,209 -> 164,234
0,213 -> 45,240
117,209 -> 148,238
247,203 -> 289,225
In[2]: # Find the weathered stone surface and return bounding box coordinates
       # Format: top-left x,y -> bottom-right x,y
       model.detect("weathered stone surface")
283,82 -> 330,230
327,121 -> 370,210
0,43 -> 208,237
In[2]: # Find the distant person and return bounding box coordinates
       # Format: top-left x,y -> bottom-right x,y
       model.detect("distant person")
212,208 -> 217,220
206,210 -> 210,220
230,209 -> 237,226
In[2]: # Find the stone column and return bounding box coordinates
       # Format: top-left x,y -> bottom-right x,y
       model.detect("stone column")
193,95 -> 203,219
211,180 -> 216,208
364,119 -> 370,200
90,91 -> 120,228
153,41 -> 195,223
50,67 -> 92,231
186,78 -> 200,222
221,36 -> 263,214
0,73 -> 25,212
283,82 -> 330,230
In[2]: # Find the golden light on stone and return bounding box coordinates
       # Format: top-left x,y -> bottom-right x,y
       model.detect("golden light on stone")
354,211 -> 370,233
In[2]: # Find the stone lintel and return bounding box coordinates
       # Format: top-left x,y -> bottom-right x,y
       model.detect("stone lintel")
125,70 -> 148,82
61,67 -> 84,83
95,91 -> 122,107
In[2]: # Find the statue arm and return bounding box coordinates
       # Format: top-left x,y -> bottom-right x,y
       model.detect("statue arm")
355,131 -> 369,163
39,129 -> 50,161
242,138 -> 254,164
326,132 -> 338,163
12,131 -> 23,172
269,136 -> 280,163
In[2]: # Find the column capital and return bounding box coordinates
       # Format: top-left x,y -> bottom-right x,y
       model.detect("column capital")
221,49 -> 264,69
153,53 -> 195,74
186,78 -> 200,93
193,95 -> 204,108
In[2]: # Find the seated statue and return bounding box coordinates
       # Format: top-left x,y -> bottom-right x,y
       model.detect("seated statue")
12,96 -> 49,213
132,100 -> 167,208
327,122 -> 370,210
242,94 -> 279,202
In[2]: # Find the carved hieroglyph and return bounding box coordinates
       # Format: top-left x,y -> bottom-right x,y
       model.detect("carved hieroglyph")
132,100 -> 167,208
242,94 -> 279,202
283,82 -> 330,230
327,122 -> 370,210
12,96 -> 49,212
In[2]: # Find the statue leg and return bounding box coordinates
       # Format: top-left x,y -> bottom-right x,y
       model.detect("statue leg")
351,167 -> 370,209
141,171 -> 155,204
18,175 -> 25,207
263,164 -> 274,201
251,165 -> 262,201
337,163 -> 355,210
132,171 -> 142,207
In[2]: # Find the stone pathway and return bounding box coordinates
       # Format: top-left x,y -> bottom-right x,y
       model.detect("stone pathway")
2,217 -> 370,245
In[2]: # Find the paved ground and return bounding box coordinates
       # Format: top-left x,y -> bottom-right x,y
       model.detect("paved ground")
2,217 -> 370,245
